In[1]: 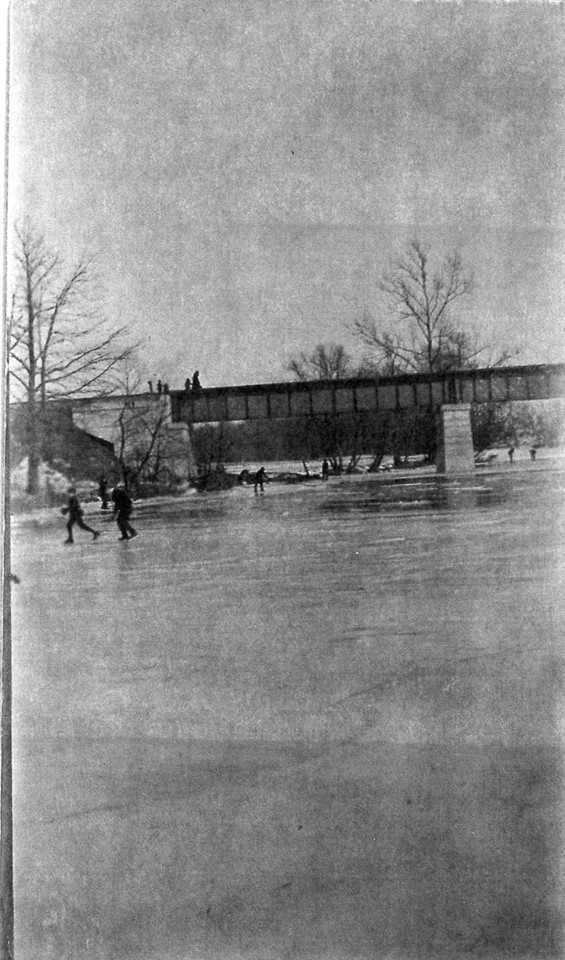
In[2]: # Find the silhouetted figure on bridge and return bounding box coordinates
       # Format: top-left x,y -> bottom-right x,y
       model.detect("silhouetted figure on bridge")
157,380 -> 163,394
184,377 -> 191,392
192,371 -> 201,392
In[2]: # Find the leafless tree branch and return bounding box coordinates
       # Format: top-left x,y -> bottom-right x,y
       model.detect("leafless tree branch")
287,342 -> 355,381
9,221 -> 136,491
349,240 -> 515,375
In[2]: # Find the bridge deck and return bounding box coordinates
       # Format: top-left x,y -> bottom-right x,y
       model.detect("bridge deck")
170,363 -> 565,424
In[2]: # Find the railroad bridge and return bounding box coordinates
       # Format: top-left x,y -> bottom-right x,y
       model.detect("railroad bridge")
69,362 -> 565,476
169,362 -> 565,473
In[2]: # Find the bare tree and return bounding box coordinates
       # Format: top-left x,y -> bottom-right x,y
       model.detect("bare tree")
192,421 -> 235,480
352,240 -> 513,375
9,222 -> 134,492
113,367 -> 169,490
111,363 -> 194,492
287,342 -> 355,381
287,343 -> 364,472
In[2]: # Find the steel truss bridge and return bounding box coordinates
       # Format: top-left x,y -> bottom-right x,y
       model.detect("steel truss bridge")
170,363 -> 565,425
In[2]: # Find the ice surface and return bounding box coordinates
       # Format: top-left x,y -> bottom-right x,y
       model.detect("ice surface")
10,469 -> 565,959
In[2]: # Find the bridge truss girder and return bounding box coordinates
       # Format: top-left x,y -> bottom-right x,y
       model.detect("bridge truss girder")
170,363 -> 565,426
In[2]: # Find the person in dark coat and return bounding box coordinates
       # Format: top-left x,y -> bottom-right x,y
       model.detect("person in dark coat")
321,459 -> 330,480
254,467 -> 266,494
112,484 -> 138,540
62,487 -> 100,544
192,371 -> 201,391
98,475 -> 110,510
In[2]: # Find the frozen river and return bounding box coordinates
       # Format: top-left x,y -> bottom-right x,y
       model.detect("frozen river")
10,466 -> 565,959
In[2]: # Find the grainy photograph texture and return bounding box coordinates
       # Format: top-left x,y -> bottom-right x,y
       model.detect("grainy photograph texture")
4,1 -> 565,958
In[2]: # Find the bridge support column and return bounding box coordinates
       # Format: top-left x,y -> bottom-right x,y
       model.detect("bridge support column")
436,404 -> 475,474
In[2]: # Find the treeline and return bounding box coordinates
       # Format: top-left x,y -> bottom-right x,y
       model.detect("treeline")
472,399 -> 564,452
192,399 -> 564,472
193,410 -> 433,471
10,224 -> 562,492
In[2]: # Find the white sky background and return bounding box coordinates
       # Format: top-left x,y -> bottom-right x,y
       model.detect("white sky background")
9,0 -> 565,388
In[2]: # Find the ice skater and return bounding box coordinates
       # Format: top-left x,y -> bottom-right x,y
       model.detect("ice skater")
62,487 -> 100,544
98,475 -> 110,510
322,458 -> 329,481
254,467 -> 266,494
112,483 -> 138,540
111,483 -> 136,540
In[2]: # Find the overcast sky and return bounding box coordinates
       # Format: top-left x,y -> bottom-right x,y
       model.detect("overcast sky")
10,0 -> 565,387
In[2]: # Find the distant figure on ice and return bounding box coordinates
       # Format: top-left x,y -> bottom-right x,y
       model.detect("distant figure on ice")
192,371 -> 201,391
529,447 -> 537,462
62,487 -> 100,544
112,483 -> 138,541
254,467 -> 266,494
184,377 -> 191,392
321,459 -> 329,481
508,447 -> 515,463
98,475 -> 110,510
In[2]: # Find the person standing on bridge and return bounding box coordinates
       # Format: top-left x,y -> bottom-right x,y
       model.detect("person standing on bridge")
192,371 -> 201,391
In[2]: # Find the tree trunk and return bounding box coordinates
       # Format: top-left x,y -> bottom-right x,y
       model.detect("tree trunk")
25,265 -> 39,495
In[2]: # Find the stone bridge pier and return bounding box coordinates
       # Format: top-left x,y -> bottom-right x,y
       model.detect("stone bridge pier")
436,404 -> 475,474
